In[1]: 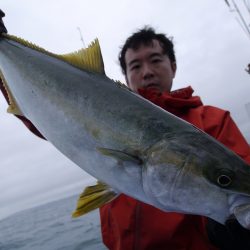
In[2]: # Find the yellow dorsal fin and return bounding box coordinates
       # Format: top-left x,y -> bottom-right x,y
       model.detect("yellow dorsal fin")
60,39 -> 105,74
72,181 -> 118,218
0,70 -> 23,116
3,33 -> 105,74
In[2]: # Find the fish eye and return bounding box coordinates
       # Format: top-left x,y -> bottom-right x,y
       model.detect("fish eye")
217,174 -> 232,187
215,169 -> 234,187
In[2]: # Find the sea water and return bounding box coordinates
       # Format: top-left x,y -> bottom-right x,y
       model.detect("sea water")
0,195 -> 107,250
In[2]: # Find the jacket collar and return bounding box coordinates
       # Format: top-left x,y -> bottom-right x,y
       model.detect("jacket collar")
138,86 -> 202,116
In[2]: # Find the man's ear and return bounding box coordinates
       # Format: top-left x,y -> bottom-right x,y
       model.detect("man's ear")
125,75 -> 130,87
171,62 -> 177,78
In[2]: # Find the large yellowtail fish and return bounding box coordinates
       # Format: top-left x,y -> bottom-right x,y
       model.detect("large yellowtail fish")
1,33 -> 250,228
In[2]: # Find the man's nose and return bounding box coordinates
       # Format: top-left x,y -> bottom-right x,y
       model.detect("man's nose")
142,64 -> 154,80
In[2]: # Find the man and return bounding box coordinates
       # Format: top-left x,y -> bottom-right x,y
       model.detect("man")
99,27 -> 250,250
1,12 -> 250,250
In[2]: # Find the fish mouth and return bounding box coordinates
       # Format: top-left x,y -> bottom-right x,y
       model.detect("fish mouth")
229,193 -> 250,229
233,203 -> 250,229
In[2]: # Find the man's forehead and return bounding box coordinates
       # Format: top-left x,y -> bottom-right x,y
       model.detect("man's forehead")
129,39 -> 163,52
125,39 -> 164,62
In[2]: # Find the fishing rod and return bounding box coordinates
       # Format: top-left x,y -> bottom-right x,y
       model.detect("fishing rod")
223,0 -> 250,74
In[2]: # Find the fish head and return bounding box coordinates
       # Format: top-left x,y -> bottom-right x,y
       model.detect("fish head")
202,151 -> 250,229
142,136 -> 250,228
202,149 -> 250,194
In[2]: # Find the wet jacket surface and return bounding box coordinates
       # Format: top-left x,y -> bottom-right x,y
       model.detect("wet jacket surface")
100,86 -> 250,250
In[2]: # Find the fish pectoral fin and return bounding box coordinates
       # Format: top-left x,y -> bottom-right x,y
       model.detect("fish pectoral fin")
72,181 -> 118,218
97,147 -> 142,165
60,39 -> 105,75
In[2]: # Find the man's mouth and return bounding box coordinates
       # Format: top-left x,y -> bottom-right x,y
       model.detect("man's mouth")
145,83 -> 159,89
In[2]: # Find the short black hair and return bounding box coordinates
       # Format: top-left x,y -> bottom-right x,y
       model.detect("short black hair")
119,26 -> 176,75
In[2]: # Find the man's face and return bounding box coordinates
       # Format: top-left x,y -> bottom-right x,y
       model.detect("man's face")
125,39 -> 176,93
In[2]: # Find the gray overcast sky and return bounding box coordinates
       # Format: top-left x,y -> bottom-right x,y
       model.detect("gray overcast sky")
0,0 -> 250,220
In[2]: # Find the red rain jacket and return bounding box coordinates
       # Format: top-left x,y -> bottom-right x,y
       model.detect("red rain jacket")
99,86 -> 250,250
1,79 -> 250,249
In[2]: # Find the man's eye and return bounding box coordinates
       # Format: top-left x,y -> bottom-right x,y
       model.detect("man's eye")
131,65 -> 140,70
152,58 -> 162,63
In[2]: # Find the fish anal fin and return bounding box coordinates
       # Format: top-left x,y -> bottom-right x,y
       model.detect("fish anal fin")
72,181 -> 118,218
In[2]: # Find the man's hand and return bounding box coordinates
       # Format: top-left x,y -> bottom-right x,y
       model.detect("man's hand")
206,217 -> 250,250
0,9 -> 7,33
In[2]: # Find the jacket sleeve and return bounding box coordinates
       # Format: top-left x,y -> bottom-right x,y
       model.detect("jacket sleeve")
0,78 -> 45,139
204,107 -> 250,249
203,106 -> 250,164
216,111 -> 250,164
